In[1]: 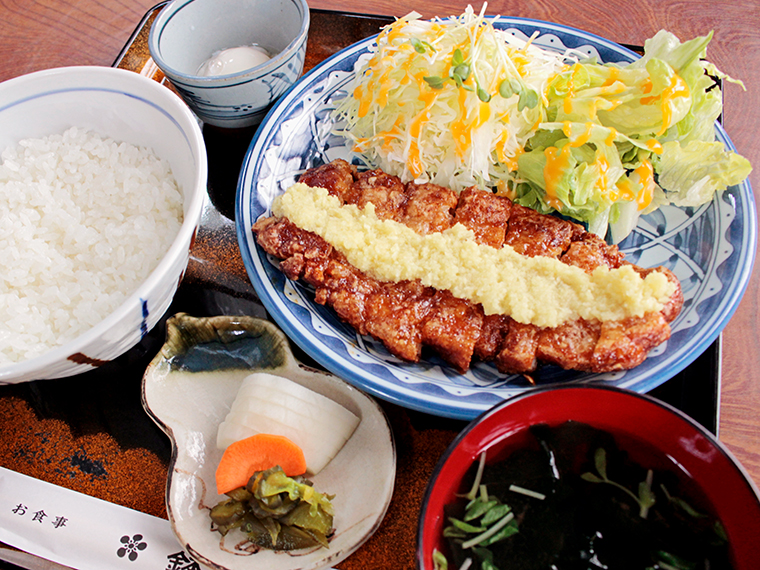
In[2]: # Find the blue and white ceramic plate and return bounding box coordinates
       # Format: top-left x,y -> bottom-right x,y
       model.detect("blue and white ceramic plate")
236,18 -> 757,420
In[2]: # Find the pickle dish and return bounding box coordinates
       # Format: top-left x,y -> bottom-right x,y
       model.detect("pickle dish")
142,313 -> 395,570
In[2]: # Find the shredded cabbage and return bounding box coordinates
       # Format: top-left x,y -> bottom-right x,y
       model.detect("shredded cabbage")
332,6 -> 751,243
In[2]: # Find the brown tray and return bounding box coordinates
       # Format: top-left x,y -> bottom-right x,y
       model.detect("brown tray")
0,5 -> 721,570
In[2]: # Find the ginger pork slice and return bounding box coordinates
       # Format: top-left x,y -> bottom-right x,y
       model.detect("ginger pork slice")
252,160 -> 684,375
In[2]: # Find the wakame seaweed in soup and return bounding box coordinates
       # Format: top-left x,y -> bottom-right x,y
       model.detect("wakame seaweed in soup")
437,421 -> 732,570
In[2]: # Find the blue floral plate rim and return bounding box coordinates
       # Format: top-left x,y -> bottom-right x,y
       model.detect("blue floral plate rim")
235,17 -> 757,420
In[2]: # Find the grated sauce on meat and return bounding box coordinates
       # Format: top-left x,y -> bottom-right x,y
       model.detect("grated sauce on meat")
272,183 -> 675,329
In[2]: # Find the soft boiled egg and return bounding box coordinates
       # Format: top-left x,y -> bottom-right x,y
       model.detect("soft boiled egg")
196,45 -> 271,76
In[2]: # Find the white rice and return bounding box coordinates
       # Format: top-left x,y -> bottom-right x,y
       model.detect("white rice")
0,127 -> 184,364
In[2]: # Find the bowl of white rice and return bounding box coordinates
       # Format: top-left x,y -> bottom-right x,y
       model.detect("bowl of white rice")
0,65 -> 207,384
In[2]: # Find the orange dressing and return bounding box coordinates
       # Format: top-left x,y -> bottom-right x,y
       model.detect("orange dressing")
505,145 -> 525,172
451,86 -> 470,156
657,74 -> 690,135
639,77 -> 657,105
594,153 -> 613,197
602,82 -> 626,96
614,177 -> 636,202
588,95 -> 622,121
563,121 -> 595,147
352,137 -> 369,152
634,160 -> 655,210
605,127 -> 618,147
406,78 -> 440,177
380,117 -> 404,153
496,178 -> 517,200
354,56 -> 390,117
398,53 -> 414,85
451,95 -> 492,158
563,63 -> 583,115
510,48 -> 530,77
495,128 -> 522,168
479,99 -> 491,127
645,138 -> 663,155
352,115 -> 404,154
543,145 -> 574,210
357,88 -> 372,117
495,130 -> 509,163
638,74 -> 690,134
383,20 -> 408,44
376,59 -> 396,107
610,160 -> 655,209
601,67 -> 620,87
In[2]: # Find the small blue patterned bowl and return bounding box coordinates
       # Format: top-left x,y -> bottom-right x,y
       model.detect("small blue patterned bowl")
148,0 -> 309,128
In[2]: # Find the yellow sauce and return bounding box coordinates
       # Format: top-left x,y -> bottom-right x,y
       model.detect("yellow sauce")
634,160 -> 655,210
638,73 -> 690,136
609,159 -> 655,210
601,67 -> 620,87
497,140 -> 523,173
645,138 -> 664,155
563,122 -> 595,147
495,178 -> 517,200
604,127 -> 618,147
594,153 -> 613,195
614,178 -> 636,202
658,73 -> 690,135
563,63 -> 584,115
543,145 -> 574,210
272,183 -> 676,328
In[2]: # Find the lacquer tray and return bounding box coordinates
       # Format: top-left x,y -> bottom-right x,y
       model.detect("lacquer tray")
0,5 -> 722,570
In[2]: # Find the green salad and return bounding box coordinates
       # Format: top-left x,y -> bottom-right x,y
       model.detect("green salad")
332,6 -> 751,242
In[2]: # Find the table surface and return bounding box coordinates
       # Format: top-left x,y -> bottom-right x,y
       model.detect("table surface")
1,0 -> 759,553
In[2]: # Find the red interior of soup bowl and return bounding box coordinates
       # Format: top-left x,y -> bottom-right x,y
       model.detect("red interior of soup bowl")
417,385 -> 760,569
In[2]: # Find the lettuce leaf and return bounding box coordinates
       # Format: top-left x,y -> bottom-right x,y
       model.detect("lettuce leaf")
654,140 -> 753,207
518,29 -> 750,241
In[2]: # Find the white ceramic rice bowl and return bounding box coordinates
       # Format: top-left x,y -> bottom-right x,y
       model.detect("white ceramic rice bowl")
0,65 -> 207,384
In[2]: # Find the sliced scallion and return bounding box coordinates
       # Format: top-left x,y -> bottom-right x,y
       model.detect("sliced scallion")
432,548 -> 449,570
509,483 -> 546,500
461,512 -> 516,549
480,503 -> 511,526
463,451 -> 487,501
